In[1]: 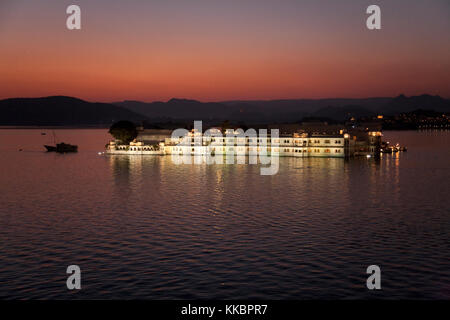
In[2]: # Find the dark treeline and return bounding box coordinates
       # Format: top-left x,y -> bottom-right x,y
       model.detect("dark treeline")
1,94 -> 448,129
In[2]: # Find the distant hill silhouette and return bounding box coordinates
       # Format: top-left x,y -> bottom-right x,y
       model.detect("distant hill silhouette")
311,105 -> 374,121
0,94 -> 448,126
0,96 -> 146,126
116,98 -> 236,122
115,94 -> 449,123
114,98 -> 382,123
382,94 -> 450,114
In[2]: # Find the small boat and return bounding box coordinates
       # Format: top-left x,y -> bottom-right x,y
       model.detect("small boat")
44,131 -> 78,153
45,145 -> 57,152
380,144 -> 407,153
45,143 -> 78,153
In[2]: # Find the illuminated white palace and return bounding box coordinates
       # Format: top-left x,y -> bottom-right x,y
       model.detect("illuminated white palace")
106,127 -> 382,158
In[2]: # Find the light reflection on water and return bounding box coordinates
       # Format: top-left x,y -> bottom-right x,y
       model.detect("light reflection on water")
0,129 -> 449,299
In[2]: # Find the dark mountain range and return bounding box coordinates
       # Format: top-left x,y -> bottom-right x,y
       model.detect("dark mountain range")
0,96 -> 146,126
115,94 -> 449,123
221,97 -> 392,114
114,97 -> 386,123
116,98 -> 235,121
382,94 -> 450,114
311,105 -> 374,122
0,94 -> 448,126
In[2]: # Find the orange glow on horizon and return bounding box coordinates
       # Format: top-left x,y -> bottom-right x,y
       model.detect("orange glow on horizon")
0,1 -> 449,102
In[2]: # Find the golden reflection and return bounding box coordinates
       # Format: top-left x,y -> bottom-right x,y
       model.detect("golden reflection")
108,155 -> 132,201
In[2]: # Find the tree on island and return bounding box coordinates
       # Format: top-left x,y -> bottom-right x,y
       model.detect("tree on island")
221,120 -> 231,133
109,120 -> 138,144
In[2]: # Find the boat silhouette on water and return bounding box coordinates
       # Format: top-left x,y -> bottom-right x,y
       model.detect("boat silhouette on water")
44,143 -> 78,153
44,131 -> 78,153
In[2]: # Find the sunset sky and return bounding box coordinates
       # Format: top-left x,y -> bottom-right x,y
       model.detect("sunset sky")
0,0 -> 449,102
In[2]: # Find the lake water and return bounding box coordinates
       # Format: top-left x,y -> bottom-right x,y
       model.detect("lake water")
0,129 -> 449,299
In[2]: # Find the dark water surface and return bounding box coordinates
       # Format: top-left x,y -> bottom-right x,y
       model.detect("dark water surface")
0,129 -> 449,299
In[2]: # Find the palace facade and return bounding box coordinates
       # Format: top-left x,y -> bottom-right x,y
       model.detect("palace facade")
106,126 -> 382,158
